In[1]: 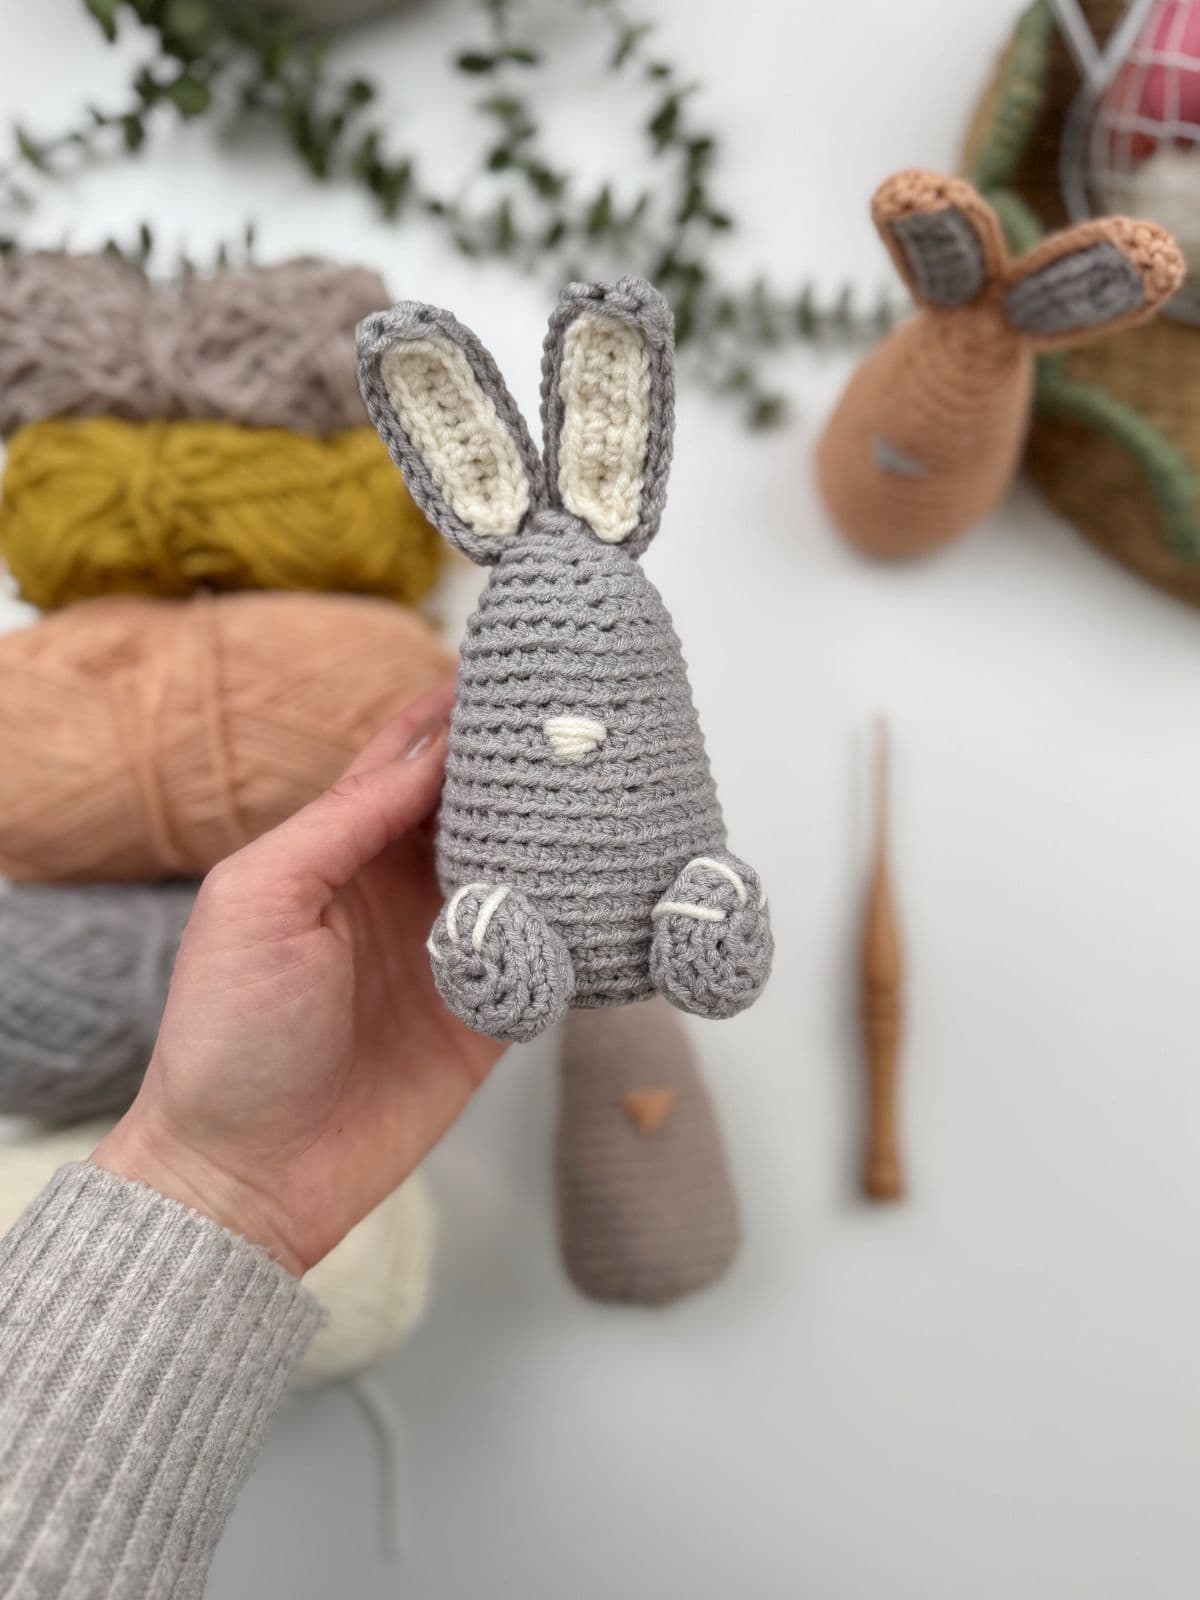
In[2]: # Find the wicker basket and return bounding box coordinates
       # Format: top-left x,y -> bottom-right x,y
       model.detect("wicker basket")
964,0 -> 1200,607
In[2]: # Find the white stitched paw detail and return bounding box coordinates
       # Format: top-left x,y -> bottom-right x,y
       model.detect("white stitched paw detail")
650,853 -> 773,1020
428,882 -> 575,1043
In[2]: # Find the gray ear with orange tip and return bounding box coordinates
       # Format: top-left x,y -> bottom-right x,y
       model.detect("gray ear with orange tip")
870,167 -> 1185,344
871,170 -> 1010,311
1002,216 -> 1185,347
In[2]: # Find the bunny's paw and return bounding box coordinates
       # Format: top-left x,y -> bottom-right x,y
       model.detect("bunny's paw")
428,883 -> 575,1043
650,853 -> 773,1020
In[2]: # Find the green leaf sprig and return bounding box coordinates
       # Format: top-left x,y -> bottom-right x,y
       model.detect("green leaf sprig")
0,0 -> 902,424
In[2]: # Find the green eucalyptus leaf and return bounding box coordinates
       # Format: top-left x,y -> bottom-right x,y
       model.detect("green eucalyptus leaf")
480,94 -> 524,120
524,163 -> 563,199
676,181 -> 703,225
84,0 -> 119,43
14,126 -> 51,175
647,95 -> 679,150
612,22 -> 652,69
374,161 -> 411,218
749,393 -> 785,429
134,68 -> 162,105
586,184 -> 611,236
352,128 -> 381,175
163,76 -> 210,117
163,0 -> 214,46
344,77 -> 375,107
456,52 -> 496,74
712,295 -> 737,329
494,196 -> 515,251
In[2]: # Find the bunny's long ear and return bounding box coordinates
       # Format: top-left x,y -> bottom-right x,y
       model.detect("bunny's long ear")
1002,217 -> 1184,348
872,170 -> 1010,311
540,277 -> 675,559
358,302 -> 543,565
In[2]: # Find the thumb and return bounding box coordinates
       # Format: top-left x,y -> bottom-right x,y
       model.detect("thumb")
221,678 -> 454,916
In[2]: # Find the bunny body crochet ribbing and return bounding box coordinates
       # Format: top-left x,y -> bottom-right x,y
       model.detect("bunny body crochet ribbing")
358,277 -> 772,1042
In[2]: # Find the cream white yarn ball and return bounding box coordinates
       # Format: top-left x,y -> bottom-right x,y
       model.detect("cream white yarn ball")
295,1170 -> 434,1390
0,1120 -> 435,1389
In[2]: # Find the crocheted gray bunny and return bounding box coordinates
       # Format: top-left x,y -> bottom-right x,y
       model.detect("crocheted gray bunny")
357,276 -> 772,1043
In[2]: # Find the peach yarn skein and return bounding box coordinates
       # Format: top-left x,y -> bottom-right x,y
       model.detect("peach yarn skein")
815,170 -> 1184,558
0,592 -> 453,883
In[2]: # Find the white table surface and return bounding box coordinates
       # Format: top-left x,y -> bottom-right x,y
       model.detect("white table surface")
3,2 -> 1199,1596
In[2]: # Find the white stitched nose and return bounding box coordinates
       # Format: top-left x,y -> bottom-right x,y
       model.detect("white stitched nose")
543,715 -> 607,762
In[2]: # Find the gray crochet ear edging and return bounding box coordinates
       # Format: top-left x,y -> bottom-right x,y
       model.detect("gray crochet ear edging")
356,300 -> 545,566
540,275 -> 676,559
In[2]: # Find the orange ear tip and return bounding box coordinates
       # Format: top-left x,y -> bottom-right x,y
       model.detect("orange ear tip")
870,169 -> 982,227
1105,217 -> 1187,302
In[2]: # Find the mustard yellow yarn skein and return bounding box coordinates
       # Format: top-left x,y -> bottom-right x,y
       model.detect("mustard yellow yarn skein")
0,417 -> 444,609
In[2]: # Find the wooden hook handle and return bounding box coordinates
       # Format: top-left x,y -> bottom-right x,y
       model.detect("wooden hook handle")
861,719 -> 904,1202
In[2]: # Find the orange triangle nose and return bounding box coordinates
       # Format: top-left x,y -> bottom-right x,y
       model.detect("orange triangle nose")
621,1088 -> 679,1134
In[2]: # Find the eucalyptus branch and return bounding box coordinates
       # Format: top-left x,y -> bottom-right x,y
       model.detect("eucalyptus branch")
0,0 -> 900,425
449,0 -> 571,258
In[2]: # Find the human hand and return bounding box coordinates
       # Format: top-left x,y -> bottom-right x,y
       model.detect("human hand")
93,677 -> 504,1275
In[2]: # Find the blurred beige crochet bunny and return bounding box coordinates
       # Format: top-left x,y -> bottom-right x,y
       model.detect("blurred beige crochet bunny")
816,169 -> 1184,558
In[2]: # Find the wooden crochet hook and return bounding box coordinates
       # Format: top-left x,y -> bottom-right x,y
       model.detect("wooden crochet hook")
861,718 -> 904,1202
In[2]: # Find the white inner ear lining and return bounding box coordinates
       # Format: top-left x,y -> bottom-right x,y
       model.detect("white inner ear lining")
381,338 -> 529,537
556,311 -> 650,544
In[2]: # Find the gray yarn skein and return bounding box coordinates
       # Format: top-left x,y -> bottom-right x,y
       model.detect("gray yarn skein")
0,256 -> 387,437
0,883 -> 195,1121
359,276 -> 773,1043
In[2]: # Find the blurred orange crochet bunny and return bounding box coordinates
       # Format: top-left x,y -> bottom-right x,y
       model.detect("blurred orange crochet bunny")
815,169 -> 1184,558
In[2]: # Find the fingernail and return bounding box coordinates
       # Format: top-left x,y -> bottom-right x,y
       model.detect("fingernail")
400,716 -> 446,762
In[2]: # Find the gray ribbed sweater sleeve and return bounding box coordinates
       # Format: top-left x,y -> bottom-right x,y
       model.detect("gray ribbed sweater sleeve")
0,1162 -> 323,1599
